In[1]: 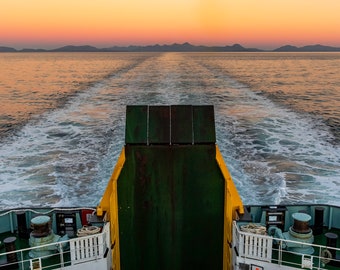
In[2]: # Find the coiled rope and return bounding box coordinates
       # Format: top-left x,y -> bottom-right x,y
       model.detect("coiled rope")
77,225 -> 101,237
321,249 -> 332,264
240,223 -> 267,235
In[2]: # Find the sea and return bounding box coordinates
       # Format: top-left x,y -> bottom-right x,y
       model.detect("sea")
0,52 -> 339,209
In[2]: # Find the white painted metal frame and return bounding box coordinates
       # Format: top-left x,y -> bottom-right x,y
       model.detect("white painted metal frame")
233,221 -> 340,270
0,223 -> 111,270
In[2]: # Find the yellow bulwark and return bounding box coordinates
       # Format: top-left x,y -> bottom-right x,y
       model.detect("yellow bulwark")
216,145 -> 244,269
97,148 -> 125,270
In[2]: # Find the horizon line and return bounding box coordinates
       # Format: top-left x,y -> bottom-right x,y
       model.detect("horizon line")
1,42 -> 340,52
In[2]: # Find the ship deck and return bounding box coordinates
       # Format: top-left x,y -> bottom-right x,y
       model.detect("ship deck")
1,226 -> 339,269
0,222 -> 110,270
234,221 -> 340,270
272,227 -> 340,269
0,230 -> 70,269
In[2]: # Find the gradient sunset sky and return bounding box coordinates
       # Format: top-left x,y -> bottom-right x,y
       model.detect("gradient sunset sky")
1,0 -> 340,50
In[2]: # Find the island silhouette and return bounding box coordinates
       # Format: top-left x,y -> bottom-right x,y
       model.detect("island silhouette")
1,43 -> 340,52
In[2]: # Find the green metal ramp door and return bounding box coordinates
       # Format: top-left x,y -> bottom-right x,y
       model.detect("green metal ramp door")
118,105 -> 224,270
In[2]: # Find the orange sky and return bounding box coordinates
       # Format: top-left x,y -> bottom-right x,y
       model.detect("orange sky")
1,0 -> 340,49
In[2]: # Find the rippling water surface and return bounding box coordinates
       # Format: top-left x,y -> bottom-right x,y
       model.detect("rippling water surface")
0,52 -> 339,209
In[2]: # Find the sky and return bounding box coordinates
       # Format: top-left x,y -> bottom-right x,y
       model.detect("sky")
1,0 -> 340,50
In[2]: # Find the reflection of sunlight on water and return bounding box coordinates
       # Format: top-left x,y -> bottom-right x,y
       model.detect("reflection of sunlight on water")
0,53 -> 143,136
227,105 -> 271,123
0,52 -> 339,209
211,52 -> 340,144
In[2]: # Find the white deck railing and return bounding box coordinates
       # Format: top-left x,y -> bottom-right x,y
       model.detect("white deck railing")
233,222 -> 272,262
70,223 -> 109,265
233,221 -> 340,269
0,223 -> 110,270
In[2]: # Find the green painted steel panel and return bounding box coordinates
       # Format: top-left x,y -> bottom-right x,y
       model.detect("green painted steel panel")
149,106 -> 170,144
125,105 -> 148,144
193,105 -> 216,144
118,144 -> 224,270
171,105 -> 193,144
125,105 -> 215,145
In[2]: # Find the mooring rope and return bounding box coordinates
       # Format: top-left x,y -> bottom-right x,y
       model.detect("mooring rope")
77,225 -> 101,237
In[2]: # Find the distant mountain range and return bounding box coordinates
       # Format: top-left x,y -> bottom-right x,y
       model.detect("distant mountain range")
273,44 -> 340,52
1,43 -> 340,52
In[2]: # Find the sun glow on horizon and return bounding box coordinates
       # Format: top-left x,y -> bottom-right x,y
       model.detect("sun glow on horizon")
1,0 -> 340,50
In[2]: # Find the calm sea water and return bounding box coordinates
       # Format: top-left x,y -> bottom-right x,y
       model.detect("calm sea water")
0,52 -> 339,209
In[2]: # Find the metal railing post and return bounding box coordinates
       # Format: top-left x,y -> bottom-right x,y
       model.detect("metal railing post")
59,243 -> 64,268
